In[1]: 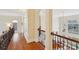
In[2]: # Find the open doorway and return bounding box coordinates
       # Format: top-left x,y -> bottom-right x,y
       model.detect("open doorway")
12,20 -> 18,32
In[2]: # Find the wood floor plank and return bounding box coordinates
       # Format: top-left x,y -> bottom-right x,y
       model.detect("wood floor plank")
8,33 -> 45,50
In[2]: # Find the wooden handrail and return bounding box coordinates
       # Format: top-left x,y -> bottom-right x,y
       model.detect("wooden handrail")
51,32 -> 79,43
38,28 -> 45,32
0,28 -> 14,50
40,30 -> 45,32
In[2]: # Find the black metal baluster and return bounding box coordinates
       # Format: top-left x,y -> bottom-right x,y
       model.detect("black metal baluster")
57,37 -> 59,49
51,32 -> 79,50
76,43 -> 78,50
60,37 -> 61,50
67,40 -> 68,50
71,41 -> 72,50
53,35 -> 55,50
63,39 -> 64,50
54,35 -> 56,50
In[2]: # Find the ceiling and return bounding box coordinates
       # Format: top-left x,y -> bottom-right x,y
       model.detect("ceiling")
53,9 -> 79,17
0,9 -> 26,16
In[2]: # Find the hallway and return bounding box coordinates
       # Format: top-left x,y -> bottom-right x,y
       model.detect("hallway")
0,9 -> 52,50
8,33 -> 45,50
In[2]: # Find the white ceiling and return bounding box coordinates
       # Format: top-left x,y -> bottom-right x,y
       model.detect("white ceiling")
1,9 -> 79,17
53,9 -> 79,17
0,9 -> 26,16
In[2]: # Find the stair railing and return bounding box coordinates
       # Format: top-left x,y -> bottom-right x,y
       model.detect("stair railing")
51,32 -> 79,50
38,27 -> 45,47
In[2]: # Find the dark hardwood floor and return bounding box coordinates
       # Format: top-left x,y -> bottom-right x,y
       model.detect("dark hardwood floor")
8,33 -> 45,50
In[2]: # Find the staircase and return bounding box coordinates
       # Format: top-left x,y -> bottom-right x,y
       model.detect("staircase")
0,28 -> 14,50
51,32 -> 79,50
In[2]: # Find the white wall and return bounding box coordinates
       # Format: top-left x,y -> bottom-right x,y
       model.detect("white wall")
59,15 -> 79,39
23,14 -> 29,41
0,9 -> 25,34
40,10 -> 47,30
52,9 -> 79,39
52,9 -> 79,32
0,15 -> 23,34
52,9 -> 63,32
0,9 -> 29,43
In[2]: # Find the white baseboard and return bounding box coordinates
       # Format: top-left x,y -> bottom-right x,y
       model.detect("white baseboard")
24,32 -> 39,43
24,32 -> 29,43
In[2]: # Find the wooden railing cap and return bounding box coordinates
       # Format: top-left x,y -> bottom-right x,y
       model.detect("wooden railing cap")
38,29 -> 45,32
51,32 -> 79,43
